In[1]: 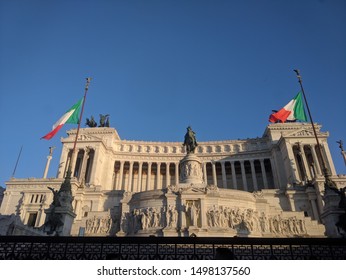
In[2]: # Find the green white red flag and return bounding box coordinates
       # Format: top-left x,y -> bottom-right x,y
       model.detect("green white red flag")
269,92 -> 307,123
41,98 -> 83,140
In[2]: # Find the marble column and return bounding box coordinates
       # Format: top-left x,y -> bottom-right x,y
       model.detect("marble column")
321,143 -> 337,175
175,162 -> 179,185
240,160 -> 248,191
231,161 -> 237,190
70,149 -> 79,177
342,151 -> 346,167
128,161 -> 134,192
137,162 -> 143,192
118,161 -> 124,190
88,148 -> 99,185
166,162 -> 170,188
250,160 -> 258,191
286,143 -> 300,184
269,157 -> 279,190
221,162 -> 227,189
156,163 -> 161,190
260,159 -> 268,189
212,162 -> 217,186
147,162 -> 152,191
79,148 -> 90,182
298,143 -> 311,180
309,144 -> 322,176
43,155 -> 53,179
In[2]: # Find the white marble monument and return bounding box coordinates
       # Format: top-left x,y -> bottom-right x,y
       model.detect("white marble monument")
1,123 -> 345,237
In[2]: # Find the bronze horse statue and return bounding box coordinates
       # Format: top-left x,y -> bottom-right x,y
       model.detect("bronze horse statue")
183,126 -> 198,154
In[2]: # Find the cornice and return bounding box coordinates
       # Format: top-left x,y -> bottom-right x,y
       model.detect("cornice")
266,122 -> 322,131
5,178 -> 79,189
59,124 -> 330,158
112,140 -> 269,156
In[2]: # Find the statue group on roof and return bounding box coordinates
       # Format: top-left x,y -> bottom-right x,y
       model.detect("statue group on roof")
86,114 -> 110,128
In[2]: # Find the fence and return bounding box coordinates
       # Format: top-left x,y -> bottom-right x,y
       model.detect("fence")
0,236 -> 345,260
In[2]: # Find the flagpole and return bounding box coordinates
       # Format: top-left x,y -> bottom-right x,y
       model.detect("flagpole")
71,77 -> 92,156
293,70 -> 330,182
61,77 -> 92,192
11,145 -> 23,178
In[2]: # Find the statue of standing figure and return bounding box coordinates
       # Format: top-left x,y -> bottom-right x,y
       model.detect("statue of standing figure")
186,201 -> 200,227
183,126 -> 198,154
337,140 -> 344,152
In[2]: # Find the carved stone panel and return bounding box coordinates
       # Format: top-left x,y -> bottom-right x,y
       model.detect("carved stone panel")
180,154 -> 203,184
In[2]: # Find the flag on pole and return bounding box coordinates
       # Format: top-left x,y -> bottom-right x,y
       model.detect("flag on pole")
269,92 -> 307,123
41,98 -> 83,140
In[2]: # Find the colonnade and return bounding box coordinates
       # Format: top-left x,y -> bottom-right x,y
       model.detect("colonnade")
61,148 -> 95,184
292,143 -> 327,181
112,161 -> 179,192
204,159 -> 274,191
112,158 -> 275,192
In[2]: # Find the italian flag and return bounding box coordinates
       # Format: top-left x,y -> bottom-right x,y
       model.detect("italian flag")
269,92 -> 307,123
41,98 -> 83,140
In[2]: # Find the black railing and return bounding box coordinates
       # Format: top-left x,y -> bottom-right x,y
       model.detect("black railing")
0,236 -> 345,260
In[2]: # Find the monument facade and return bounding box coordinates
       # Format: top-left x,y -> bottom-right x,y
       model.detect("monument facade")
1,123 -> 345,237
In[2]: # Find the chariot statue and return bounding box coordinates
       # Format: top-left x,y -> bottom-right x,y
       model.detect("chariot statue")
86,115 -> 97,127
99,114 -> 110,127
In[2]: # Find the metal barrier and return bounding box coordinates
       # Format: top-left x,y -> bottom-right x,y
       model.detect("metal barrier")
0,236 -> 345,260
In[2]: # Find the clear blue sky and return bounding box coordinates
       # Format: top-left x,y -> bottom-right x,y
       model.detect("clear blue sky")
0,0 -> 345,187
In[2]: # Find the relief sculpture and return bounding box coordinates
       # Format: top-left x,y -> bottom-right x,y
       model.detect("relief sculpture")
85,214 -> 113,234
206,206 -> 307,236
120,207 -> 167,234
118,204 -> 308,236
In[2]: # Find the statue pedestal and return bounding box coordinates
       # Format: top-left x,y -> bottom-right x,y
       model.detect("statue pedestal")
180,154 -> 204,184
44,206 -> 76,236
321,187 -> 344,237
43,183 -> 76,236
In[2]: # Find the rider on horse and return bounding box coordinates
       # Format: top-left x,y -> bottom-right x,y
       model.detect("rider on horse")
183,126 -> 198,154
